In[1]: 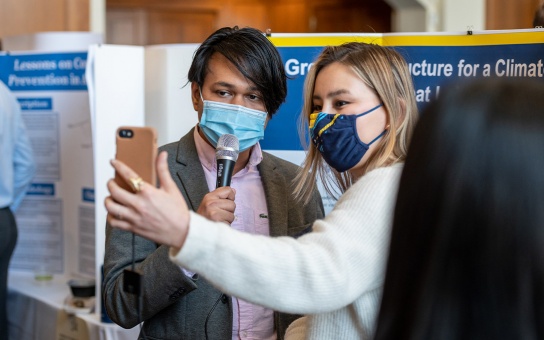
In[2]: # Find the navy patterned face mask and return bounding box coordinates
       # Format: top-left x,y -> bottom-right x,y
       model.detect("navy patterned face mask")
310,103 -> 386,172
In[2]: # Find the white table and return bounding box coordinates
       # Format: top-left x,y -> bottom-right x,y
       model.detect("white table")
7,271 -> 140,340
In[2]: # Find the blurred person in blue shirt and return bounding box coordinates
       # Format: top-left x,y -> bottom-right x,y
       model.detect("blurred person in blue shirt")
0,79 -> 35,339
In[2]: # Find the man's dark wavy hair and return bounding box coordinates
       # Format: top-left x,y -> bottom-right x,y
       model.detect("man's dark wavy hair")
188,26 -> 287,117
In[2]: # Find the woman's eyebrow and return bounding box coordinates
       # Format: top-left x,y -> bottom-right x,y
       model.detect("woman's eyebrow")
313,89 -> 350,100
326,89 -> 350,98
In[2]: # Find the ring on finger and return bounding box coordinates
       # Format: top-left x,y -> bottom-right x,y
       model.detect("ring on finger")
129,177 -> 144,193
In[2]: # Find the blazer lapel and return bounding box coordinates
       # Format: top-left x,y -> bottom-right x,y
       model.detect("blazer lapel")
259,154 -> 289,237
173,128 -> 210,211
170,135 -> 290,234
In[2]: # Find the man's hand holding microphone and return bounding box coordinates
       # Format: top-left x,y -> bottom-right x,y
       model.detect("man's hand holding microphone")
196,134 -> 239,225
105,134 -> 240,249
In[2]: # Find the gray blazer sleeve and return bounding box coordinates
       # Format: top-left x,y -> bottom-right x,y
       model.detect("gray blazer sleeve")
102,130 -> 206,328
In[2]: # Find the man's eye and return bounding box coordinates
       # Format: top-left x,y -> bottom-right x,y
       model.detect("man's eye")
248,94 -> 262,101
217,90 -> 230,97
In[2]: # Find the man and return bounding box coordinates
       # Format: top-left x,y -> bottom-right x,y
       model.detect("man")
0,80 -> 35,339
103,27 -> 324,339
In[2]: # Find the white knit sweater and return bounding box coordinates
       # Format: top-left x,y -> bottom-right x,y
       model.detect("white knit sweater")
170,163 -> 403,339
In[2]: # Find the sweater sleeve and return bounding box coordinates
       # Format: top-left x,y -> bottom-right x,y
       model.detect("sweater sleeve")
170,165 -> 402,314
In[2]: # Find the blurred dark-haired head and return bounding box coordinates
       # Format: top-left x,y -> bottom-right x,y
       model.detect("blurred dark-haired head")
188,26 -> 287,117
375,77 -> 544,340
534,3 -> 544,27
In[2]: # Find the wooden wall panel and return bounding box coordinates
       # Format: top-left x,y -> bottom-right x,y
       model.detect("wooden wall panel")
486,0 -> 541,29
312,2 -> 391,33
106,0 -> 392,44
1,0 -> 64,36
65,0 -> 91,31
268,2 -> 309,33
215,3 -> 269,32
0,0 -> 89,38
147,10 -> 217,44
106,9 -> 147,45
2,0 -> 543,45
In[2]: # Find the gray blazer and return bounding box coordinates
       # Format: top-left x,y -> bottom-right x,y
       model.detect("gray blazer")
103,128 -> 324,340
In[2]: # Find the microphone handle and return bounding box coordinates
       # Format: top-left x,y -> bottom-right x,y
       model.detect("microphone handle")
216,158 -> 235,188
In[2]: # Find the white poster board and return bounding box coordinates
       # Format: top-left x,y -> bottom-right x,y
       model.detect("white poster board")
145,44 -> 199,147
86,44 -> 145,313
1,50 -> 95,278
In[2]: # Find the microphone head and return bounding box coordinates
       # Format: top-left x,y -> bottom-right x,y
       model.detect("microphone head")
216,134 -> 239,161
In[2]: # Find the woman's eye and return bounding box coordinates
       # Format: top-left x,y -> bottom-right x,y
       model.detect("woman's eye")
335,100 -> 348,108
312,105 -> 322,112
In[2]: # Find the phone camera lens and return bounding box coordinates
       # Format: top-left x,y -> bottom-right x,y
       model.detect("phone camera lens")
119,129 -> 133,138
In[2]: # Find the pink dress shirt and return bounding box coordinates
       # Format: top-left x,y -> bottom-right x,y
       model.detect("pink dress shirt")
193,129 -> 276,340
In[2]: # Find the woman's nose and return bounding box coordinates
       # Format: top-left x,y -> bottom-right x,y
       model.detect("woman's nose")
321,103 -> 334,113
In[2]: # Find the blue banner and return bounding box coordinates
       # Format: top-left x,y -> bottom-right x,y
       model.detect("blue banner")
262,47 -> 324,151
82,188 -> 95,203
17,97 -> 53,110
27,183 -> 55,196
0,52 -> 87,91
395,43 -> 544,107
261,32 -> 544,151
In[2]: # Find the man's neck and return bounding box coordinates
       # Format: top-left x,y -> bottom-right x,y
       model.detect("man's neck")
233,149 -> 251,175
197,125 -> 251,175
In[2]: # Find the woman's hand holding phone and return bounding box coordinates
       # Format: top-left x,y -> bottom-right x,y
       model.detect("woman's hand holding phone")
114,126 -> 157,191
105,127 -> 190,249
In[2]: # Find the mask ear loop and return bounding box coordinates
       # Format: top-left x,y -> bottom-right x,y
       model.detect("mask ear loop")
357,103 -> 386,146
193,87 -> 205,107
366,129 -> 387,146
354,103 -> 383,118
197,87 -> 206,132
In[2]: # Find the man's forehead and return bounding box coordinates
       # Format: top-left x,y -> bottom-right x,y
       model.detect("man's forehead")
206,53 -> 238,74
203,55 -> 260,92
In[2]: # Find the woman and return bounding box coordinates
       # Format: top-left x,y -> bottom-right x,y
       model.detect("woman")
106,42 -> 418,339
374,78 -> 544,340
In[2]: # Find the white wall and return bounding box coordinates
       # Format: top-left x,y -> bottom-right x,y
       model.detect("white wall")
387,0 -> 486,32
145,44 -> 200,147
90,0 -> 106,34
442,0 -> 485,32
385,0 -> 427,32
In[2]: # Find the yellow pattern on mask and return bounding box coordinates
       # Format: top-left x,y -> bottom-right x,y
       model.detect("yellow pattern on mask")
316,114 -> 341,137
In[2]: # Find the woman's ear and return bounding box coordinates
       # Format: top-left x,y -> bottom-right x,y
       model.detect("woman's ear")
191,82 -> 201,111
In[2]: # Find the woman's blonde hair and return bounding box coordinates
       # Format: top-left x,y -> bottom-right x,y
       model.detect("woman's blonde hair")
293,42 -> 419,204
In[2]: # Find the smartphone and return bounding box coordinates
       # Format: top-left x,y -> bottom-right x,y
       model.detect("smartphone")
114,126 -> 158,192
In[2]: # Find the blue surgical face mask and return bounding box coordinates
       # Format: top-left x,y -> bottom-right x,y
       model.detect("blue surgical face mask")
309,103 -> 386,172
198,95 -> 268,152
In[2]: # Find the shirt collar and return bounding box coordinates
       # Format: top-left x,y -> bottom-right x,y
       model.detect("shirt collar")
193,127 -> 263,172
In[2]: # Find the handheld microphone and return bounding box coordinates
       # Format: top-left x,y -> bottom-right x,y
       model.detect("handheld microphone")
216,134 -> 239,188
